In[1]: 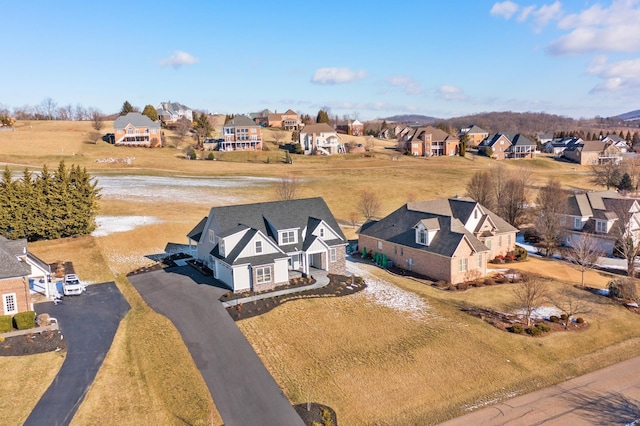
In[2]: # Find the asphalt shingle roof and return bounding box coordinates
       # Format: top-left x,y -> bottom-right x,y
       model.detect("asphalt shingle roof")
113,112 -> 160,129
0,237 -> 31,279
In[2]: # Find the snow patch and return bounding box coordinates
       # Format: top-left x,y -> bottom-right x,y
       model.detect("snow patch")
516,306 -> 561,320
92,216 -> 162,237
347,261 -> 430,319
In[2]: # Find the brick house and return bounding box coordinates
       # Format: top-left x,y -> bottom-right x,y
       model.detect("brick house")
220,115 -> 263,151
336,119 -> 364,136
187,198 -> 347,293
267,109 -> 302,130
114,112 -> 161,147
402,126 -> 460,156
358,197 -> 518,284
459,125 -> 489,148
478,133 -> 537,160
562,140 -> 621,165
0,237 -> 34,315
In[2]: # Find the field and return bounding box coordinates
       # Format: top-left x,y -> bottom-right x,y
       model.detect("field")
1,120 -> 636,425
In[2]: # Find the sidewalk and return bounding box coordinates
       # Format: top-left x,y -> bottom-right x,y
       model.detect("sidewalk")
221,271 -> 330,308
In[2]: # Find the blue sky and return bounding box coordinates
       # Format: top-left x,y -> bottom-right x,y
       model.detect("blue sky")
2,0 -> 640,120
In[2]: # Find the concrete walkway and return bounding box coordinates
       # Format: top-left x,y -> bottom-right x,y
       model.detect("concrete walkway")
221,270 -> 330,308
129,266 -> 304,426
25,282 -> 130,426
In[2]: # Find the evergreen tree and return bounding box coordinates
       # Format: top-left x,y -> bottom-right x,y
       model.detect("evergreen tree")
619,173 -> 634,192
316,109 -> 330,124
142,104 -> 158,121
459,133 -> 469,157
120,101 -> 134,115
0,168 -> 18,237
626,131 -> 632,142
291,130 -> 299,143
585,132 -> 592,141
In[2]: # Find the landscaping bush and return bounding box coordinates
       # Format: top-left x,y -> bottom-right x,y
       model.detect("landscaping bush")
13,311 -> 36,330
435,280 -> 448,288
534,323 -> 551,332
550,315 -> 560,323
526,326 -> 542,336
560,314 -> 568,322
0,315 -> 12,333
576,317 -> 585,324
456,282 -> 468,291
514,246 -> 528,260
206,152 -> 215,160
509,324 -> 524,334
608,278 -> 638,301
474,280 -> 485,288
484,277 -> 495,286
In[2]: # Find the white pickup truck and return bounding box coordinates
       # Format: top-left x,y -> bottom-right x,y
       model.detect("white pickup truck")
63,274 -> 85,296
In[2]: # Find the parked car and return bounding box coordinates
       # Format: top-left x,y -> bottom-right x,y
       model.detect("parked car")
102,133 -> 115,144
63,274 -> 85,296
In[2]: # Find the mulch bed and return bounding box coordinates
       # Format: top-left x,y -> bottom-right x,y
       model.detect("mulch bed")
0,330 -> 66,356
226,274 -> 366,321
462,306 -> 589,336
220,276 -> 317,303
294,402 -> 338,426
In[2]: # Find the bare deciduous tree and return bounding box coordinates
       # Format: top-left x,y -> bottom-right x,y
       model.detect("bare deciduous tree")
89,131 -> 102,144
565,233 -> 604,288
175,118 -> 192,140
513,274 -> 548,326
591,162 -> 622,190
534,178 -> 568,257
548,288 -> 592,328
465,170 -> 494,210
610,199 -> 640,277
272,129 -> 286,145
91,110 -> 104,132
357,190 -> 382,221
275,175 -> 300,200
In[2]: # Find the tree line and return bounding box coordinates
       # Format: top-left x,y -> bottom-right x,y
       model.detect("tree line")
0,161 -> 101,241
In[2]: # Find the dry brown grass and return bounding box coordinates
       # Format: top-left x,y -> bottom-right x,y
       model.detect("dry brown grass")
0,351 -> 65,424
238,262 -> 640,425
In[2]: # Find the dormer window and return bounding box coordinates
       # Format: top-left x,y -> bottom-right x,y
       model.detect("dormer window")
280,230 -> 297,245
417,229 -> 427,245
596,221 -> 606,233
574,218 -> 581,229
218,238 -> 226,257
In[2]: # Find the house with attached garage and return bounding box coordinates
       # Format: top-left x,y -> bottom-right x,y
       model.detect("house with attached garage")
358,197 -> 518,284
478,133 -> 537,160
113,112 -> 162,147
299,123 -> 343,155
0,236 -> 41,315
187,198 -> 347,293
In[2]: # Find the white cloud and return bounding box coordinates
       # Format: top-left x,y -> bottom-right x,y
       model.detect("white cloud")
311,67 -> 367,85
386,76 -> 423,95
533,1 -> 562,29
518,5 -> 535,22
587,56 -> 640,93
159,51 -> 199,68
437,85 -> 466,101
491,1 -> 520,19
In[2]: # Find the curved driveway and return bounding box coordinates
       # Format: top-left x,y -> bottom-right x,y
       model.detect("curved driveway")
129,266 -> 303,426
25,282 -> 130,426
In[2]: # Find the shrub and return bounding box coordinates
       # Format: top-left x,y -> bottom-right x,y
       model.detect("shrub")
576,317 -> 585,324
456,282 -> 468,291
435,280 -> 448,288
535,323 -> 550,332
526,326 -> 542,336
509,324 -> 524,334
608,278 -> 638,301
484,277 -> 495,286
448,284 -> 458,291
0,315 -> 12,333
560,314 -> 568,321
474,280 -> 485,288
515,246 -> 528,260
13,311 -> 36,330
207,152 -> 215,160
550,315 -> 560,323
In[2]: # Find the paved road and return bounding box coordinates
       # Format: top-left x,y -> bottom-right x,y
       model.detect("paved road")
129,266 -> 304,426
440,354 -> 640,425
25,282 -> 130,426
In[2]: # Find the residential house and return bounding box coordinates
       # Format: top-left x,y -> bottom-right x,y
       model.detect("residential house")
113,112 -> 162,147
478,133 -> 537,160
187,198 -> 347,293
267,109 -> 302,130
299,123 -> 343,155
562,140 -> 621,165
220,115 -> 263,151
249,109 -> 272,127
358,197 -> 518,284
156,101 -> 193,123
336,119 -> 364,136
404,126 -> 460,156
563,190 -> 640,256
459,125 -> 489,148
0,236 -> 39,315
602,134 -> 629,153
543,137 -> 582,155
537,133 -> 554,145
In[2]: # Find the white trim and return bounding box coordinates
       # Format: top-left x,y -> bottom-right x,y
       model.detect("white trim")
3,293 -> 18,315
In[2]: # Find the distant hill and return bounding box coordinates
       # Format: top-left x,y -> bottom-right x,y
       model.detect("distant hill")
615,110 -> 640,121
382,114 -> 438,124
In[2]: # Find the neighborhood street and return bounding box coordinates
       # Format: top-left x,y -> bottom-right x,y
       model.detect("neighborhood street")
25,282 -> 130,426
129,266 -> 304,426
440,354 -> 640,425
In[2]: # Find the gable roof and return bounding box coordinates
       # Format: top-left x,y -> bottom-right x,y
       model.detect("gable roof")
0,237 -> 31,280
114,112 -> 160,129
466,125 -> 488,135
224,115 -> 258,127
510,134 -> 536,147
409,126 -> 453,142
300,123 -> 335,134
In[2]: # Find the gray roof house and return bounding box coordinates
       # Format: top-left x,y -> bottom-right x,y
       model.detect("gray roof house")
478,133 -> 537,160
0,236 -> 46,315
358,197 -> 518,283
156,101 -> 193,122
188,198 -> 347,293
113,113 -> 162,147
563,190 -> 640,256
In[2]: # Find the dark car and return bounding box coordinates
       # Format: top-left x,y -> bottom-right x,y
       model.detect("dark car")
102,133 -> 115,144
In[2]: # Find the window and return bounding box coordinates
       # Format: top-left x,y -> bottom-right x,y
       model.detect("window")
330,248 -> 337,262
474,209 -> 478,219
319,228 -> 325,238
3,293 -> 17,315
281,230 -> 296,244
507,235 -> 512,246
459,258 -> 468,272
400,247 -> 404,256
596,221 -> 606,233
208,230 -> 215,243
486,239 -> 492,249
417,230 -> 427,245
256,266 -> 271,284
255,240 -> 263,254
218,239 -> 225,257
394,246 -> 397,255
477,254 -> 483,268
574,218 -> 581,229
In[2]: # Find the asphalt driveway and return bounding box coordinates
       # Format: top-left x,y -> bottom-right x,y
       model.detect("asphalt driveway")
129,266 -> 304,426
25,281 -> 130,426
